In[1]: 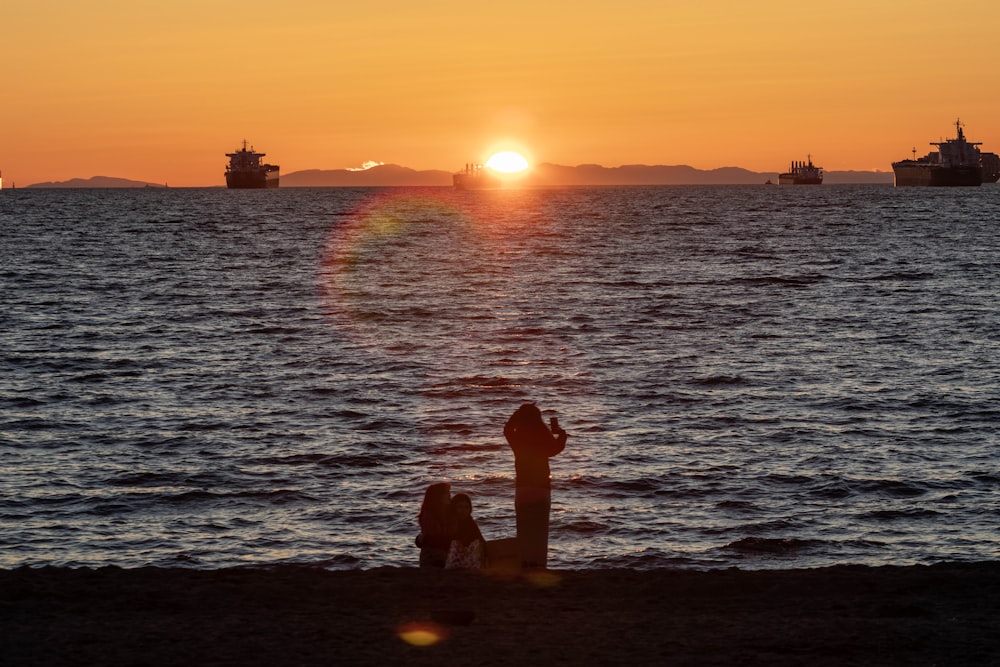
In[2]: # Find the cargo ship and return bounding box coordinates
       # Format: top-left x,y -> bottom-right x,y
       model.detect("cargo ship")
453,163 -> 502,190
225,141 -> 279,188
778,156 -> 823,184
891,120 -> 987,187
981,151 -> 1000,183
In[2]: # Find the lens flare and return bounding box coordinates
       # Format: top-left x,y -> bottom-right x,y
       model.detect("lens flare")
525,571 -> 562,588
318,188 -> 605,453
321,191 -> 478,347
397,621 -> 447,646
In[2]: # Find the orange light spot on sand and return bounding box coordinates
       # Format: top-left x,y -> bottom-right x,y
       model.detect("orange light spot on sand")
397,621 -> 447,646
525,571 -> 562,588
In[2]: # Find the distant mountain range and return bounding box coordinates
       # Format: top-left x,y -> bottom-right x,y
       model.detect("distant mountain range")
524,164 -> 894,186
282,164 -> 452,187
25,164 -> 895,188
285,163 -> 895,186
26,176 -> 168,188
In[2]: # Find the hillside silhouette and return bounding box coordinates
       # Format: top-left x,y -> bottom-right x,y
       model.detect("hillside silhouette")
282,163 -> 894,186
282,164 -> 451,186
26,176 -> 167,188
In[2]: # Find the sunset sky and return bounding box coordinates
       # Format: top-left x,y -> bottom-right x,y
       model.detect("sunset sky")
2,1 -> 998,186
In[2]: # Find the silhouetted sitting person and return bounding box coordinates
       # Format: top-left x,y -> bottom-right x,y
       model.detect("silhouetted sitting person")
445,493 -> 486,570
416,482 -> 452,568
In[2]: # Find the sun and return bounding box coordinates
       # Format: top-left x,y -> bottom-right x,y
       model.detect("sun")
485,151 -> 529,173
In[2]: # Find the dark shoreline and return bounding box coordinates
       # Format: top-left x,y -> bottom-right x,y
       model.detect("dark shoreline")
2,562 -> 999,666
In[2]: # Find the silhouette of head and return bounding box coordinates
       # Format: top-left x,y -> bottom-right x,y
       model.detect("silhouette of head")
420,482 -> 451,519
508,403 -> 548,433
450,493 -> 473,519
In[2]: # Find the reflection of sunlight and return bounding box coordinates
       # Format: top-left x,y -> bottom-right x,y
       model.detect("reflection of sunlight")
321,191 -> 477,347
525,571 -> 562,588
397,621 -> 447,646
320,188 -> 608,460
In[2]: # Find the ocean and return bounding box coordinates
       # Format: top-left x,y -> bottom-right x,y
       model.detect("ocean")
2,184 -> 998,571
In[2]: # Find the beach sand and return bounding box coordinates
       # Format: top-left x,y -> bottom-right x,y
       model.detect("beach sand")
2,562 -> 999,666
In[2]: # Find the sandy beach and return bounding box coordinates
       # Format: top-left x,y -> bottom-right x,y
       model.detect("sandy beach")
2,562 -> 998,666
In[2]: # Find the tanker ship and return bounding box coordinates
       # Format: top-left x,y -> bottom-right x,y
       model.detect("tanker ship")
225,141 -> 279,189
981,151 -> 1000,183
778,156 -> 823,185
453,163 -> 502,190
891,120 -> 986,187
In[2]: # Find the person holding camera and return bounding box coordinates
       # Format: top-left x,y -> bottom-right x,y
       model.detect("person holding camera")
503,403 -> 568,570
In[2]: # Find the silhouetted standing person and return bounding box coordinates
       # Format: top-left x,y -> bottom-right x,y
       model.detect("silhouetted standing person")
416,482 -> 452,568
504,403 -> 567,569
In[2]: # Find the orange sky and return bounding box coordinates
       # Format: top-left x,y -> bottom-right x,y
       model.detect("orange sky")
2,1 -> 999,186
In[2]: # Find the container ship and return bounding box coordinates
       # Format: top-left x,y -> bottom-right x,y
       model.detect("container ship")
225,141 -> 279,188
778,156 -> 823,184
891,120 -> 989,187
453,163 -> 502,190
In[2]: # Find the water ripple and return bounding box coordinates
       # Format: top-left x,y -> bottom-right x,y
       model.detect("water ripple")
2,186 -> 999,570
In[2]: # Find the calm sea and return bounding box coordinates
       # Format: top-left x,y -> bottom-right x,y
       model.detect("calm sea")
2,185 -> 999,570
